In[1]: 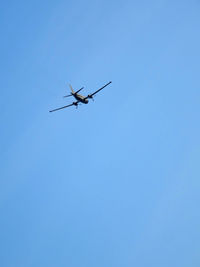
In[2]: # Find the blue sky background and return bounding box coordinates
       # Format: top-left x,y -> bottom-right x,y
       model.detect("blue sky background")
0,0 -> 200,266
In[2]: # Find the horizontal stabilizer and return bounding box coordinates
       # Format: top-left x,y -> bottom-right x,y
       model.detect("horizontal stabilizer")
63,94 -> 72,98
75,87 -> 84,94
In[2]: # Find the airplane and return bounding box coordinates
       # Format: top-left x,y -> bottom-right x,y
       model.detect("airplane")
49,81 -> 112,112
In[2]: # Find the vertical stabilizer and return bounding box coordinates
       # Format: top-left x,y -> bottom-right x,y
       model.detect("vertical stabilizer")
69,84 -> 75,94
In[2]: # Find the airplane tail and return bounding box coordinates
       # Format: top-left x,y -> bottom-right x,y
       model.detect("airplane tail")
63,84 -> 84,98
69,84 -> 75,94
63,84 -> 75,98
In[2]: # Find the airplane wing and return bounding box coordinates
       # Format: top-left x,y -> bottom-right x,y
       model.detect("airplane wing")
49,101 -> 79,112
85,81 -> 112,99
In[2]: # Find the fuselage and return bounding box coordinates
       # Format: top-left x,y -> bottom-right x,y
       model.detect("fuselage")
73,93 -> 89,104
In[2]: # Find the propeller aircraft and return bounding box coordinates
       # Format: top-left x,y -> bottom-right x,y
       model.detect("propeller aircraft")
49,81 -> 112,112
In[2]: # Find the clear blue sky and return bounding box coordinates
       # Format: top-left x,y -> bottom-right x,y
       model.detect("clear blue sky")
1,0 -> 200,266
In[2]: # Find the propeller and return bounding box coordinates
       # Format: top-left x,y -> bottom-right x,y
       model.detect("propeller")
72,102 -> 79,109
88,95 -> 95,101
